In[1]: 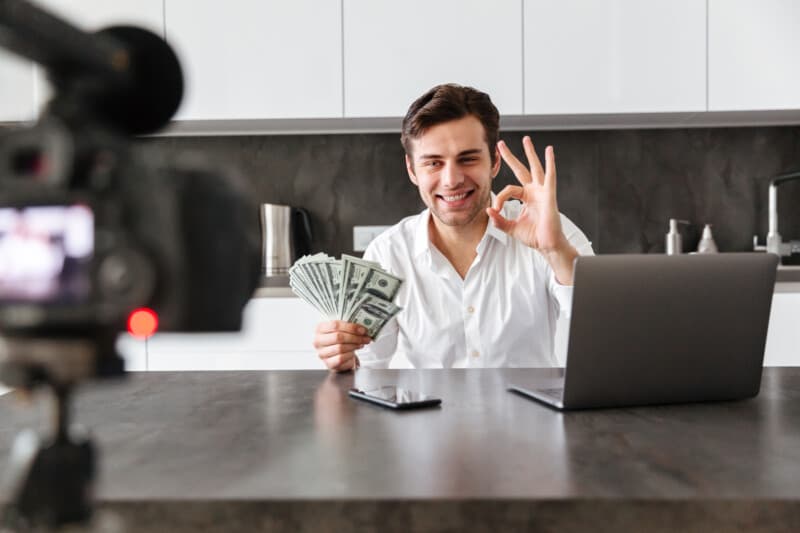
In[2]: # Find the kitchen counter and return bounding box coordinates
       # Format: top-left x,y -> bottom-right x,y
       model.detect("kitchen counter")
3,368 -> 800,532
254,266 -> 800,298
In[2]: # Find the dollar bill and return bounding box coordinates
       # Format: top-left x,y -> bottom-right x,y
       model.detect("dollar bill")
290,253 -> 404,328
345,293 -> 402,338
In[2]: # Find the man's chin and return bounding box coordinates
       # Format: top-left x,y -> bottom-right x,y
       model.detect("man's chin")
430,207 -> 484,228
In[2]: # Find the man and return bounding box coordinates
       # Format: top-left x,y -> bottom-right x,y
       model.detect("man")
313,84 -> 593,371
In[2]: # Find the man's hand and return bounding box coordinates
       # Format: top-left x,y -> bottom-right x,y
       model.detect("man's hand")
313,320 -> 372,372
487,136 -> 577,284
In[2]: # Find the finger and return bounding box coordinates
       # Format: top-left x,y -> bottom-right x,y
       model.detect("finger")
497,140 -> 532,185
321,352 -> 354,371
486,206 -> 516,234
337,357 -> 357,373
318,343 -> 363,359
523,136 -> 546,185
315,320 -> 368,336
494,184 -> 525,211
544,145 -> 557,189
314,331 -> 371,349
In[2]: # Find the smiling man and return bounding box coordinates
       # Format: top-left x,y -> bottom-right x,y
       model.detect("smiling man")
313,84 -> 593,371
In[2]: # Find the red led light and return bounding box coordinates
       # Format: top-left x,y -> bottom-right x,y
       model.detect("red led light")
127,308 -> 158,339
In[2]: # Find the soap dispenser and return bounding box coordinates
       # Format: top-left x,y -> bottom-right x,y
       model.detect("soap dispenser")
666,219 -> 690,255
696,224 -> 719,253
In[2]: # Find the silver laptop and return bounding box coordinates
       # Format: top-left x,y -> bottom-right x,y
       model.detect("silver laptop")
509,253 -> 779,410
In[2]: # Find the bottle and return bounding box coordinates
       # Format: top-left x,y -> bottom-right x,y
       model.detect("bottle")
666,219 -> 689,255
696,224 -> 719,253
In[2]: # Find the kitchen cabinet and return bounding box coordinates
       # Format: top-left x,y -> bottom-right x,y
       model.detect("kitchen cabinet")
708,0 -> 800,111
164,0 -> 342,120
0,52 -> 36,123
117,287 -> 800,371
29,0 -> 165,113
342,0 -> 522,118
118,298 -> 325,371
763,290 -> 800,366
524,0 -> 706,114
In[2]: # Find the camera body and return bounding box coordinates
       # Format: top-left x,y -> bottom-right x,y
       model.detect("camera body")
0,15 -> 261,385
0,118 -> 260,338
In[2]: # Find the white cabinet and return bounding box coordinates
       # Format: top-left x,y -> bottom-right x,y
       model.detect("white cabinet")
0,52 -> 36,123
30,0 -> 165,112
165,0 -> 342,120
524,0 -> 706,114
763,290 -> 800,366
708,0 -> 800,111
118,298 -> 325,371
343,0 -> 523,117
32,0 -> 164,34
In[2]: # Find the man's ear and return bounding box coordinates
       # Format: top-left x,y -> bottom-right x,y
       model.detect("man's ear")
406,155 -> 418,186
491,146 -> 501,179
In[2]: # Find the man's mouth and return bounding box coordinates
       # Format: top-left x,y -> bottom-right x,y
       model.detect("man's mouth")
436,190 -> 474,204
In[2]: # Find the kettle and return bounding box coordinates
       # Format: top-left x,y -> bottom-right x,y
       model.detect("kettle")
259,204 -> 312,280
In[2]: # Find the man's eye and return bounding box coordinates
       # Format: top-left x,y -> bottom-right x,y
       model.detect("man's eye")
426,161 -> 442,168
460,157 -> 478,163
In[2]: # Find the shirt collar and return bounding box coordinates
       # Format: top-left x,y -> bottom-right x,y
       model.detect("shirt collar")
412,193 -> 510,259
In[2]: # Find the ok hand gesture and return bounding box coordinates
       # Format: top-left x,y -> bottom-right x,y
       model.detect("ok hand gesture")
487,136 -> 568,254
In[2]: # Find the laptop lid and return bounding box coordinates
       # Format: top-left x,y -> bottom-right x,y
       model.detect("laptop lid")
560,253 -> 778,409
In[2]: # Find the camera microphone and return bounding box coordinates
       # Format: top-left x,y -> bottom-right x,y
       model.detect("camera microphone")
0,0 -> 183,134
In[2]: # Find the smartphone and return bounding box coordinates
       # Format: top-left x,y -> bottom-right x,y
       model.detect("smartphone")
348,386 -> 441,410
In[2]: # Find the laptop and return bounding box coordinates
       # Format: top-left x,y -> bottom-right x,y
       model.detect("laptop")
509,253 -> 779,410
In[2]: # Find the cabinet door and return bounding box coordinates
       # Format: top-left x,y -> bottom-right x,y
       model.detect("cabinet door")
165,0 -> 342,120
32,0 -> 164,34
31,0 -> 165,112
343,0 -> 523,118
709,0 -> 800,111
0,52 -> 36,122
139,298 -> 325,371
763,292 -> 800,366
524,0 -> 705,114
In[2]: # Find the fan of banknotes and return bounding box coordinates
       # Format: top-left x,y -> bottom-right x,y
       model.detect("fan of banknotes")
289,253 -> 404,338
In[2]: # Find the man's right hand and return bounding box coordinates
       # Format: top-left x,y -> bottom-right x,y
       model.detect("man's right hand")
313,320 -> 372,372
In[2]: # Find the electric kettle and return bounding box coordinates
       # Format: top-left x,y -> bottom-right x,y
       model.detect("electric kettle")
259,204 -> 312,282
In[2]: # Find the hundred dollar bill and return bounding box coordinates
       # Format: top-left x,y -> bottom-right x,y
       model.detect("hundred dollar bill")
359,265 -> 403,302
338,254 -> 373,319
321,258 -> 343,317
345,293 -> 402,338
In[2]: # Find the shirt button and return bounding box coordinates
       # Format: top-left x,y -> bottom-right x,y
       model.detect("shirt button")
471,350 -> 480,358
467,305 -> 475,314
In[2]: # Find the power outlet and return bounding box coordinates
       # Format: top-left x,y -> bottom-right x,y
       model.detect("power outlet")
353,225 -> 390,252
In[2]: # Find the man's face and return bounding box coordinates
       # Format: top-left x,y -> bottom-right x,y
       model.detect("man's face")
406,115 -> 500,228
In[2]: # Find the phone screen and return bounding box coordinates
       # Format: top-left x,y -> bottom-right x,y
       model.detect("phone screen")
348,386 -> 441,409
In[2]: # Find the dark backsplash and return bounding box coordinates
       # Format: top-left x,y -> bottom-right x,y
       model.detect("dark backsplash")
148,126 -> 800,256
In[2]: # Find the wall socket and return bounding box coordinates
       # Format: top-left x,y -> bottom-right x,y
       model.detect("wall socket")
353,225 -> 391,252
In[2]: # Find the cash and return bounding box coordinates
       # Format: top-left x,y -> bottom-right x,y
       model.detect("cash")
289,253 -> 403,338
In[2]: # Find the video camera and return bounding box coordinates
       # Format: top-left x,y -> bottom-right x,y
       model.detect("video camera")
0,0 -> 260,386
0,0 -> 260,528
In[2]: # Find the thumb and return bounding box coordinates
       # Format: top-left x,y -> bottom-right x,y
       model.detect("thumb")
487,207 -> 515,234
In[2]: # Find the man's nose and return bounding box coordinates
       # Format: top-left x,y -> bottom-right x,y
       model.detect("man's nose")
440,162 -> 463,188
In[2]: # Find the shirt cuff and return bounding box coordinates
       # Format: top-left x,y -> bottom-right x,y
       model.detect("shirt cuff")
549,271 -> 575,319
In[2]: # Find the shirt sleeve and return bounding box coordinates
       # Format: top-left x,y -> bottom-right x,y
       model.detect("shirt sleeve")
354,241 -> 399,369
549,214 -> 596,319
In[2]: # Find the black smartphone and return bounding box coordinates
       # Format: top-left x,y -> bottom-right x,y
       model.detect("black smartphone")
348,386 -> 442,410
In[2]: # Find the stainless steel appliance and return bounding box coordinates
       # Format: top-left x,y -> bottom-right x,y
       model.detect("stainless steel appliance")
259,204 -> 312,285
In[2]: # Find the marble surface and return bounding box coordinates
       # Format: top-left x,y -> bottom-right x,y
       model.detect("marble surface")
3,369 -> 800,531
147,126 -> 800,257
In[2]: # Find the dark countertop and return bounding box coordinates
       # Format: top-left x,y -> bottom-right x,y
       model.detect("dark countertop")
3,368 -> 800,532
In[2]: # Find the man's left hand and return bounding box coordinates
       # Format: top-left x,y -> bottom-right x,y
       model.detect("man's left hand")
487,136 -> 577,284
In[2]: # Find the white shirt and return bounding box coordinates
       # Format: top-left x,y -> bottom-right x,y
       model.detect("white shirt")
357,200 -> 594,369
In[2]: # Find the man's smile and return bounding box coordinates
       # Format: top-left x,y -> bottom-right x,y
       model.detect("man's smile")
436,189 -> 474,206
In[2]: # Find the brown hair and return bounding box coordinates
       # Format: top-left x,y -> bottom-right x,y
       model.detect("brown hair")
401,83 -> 500,167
